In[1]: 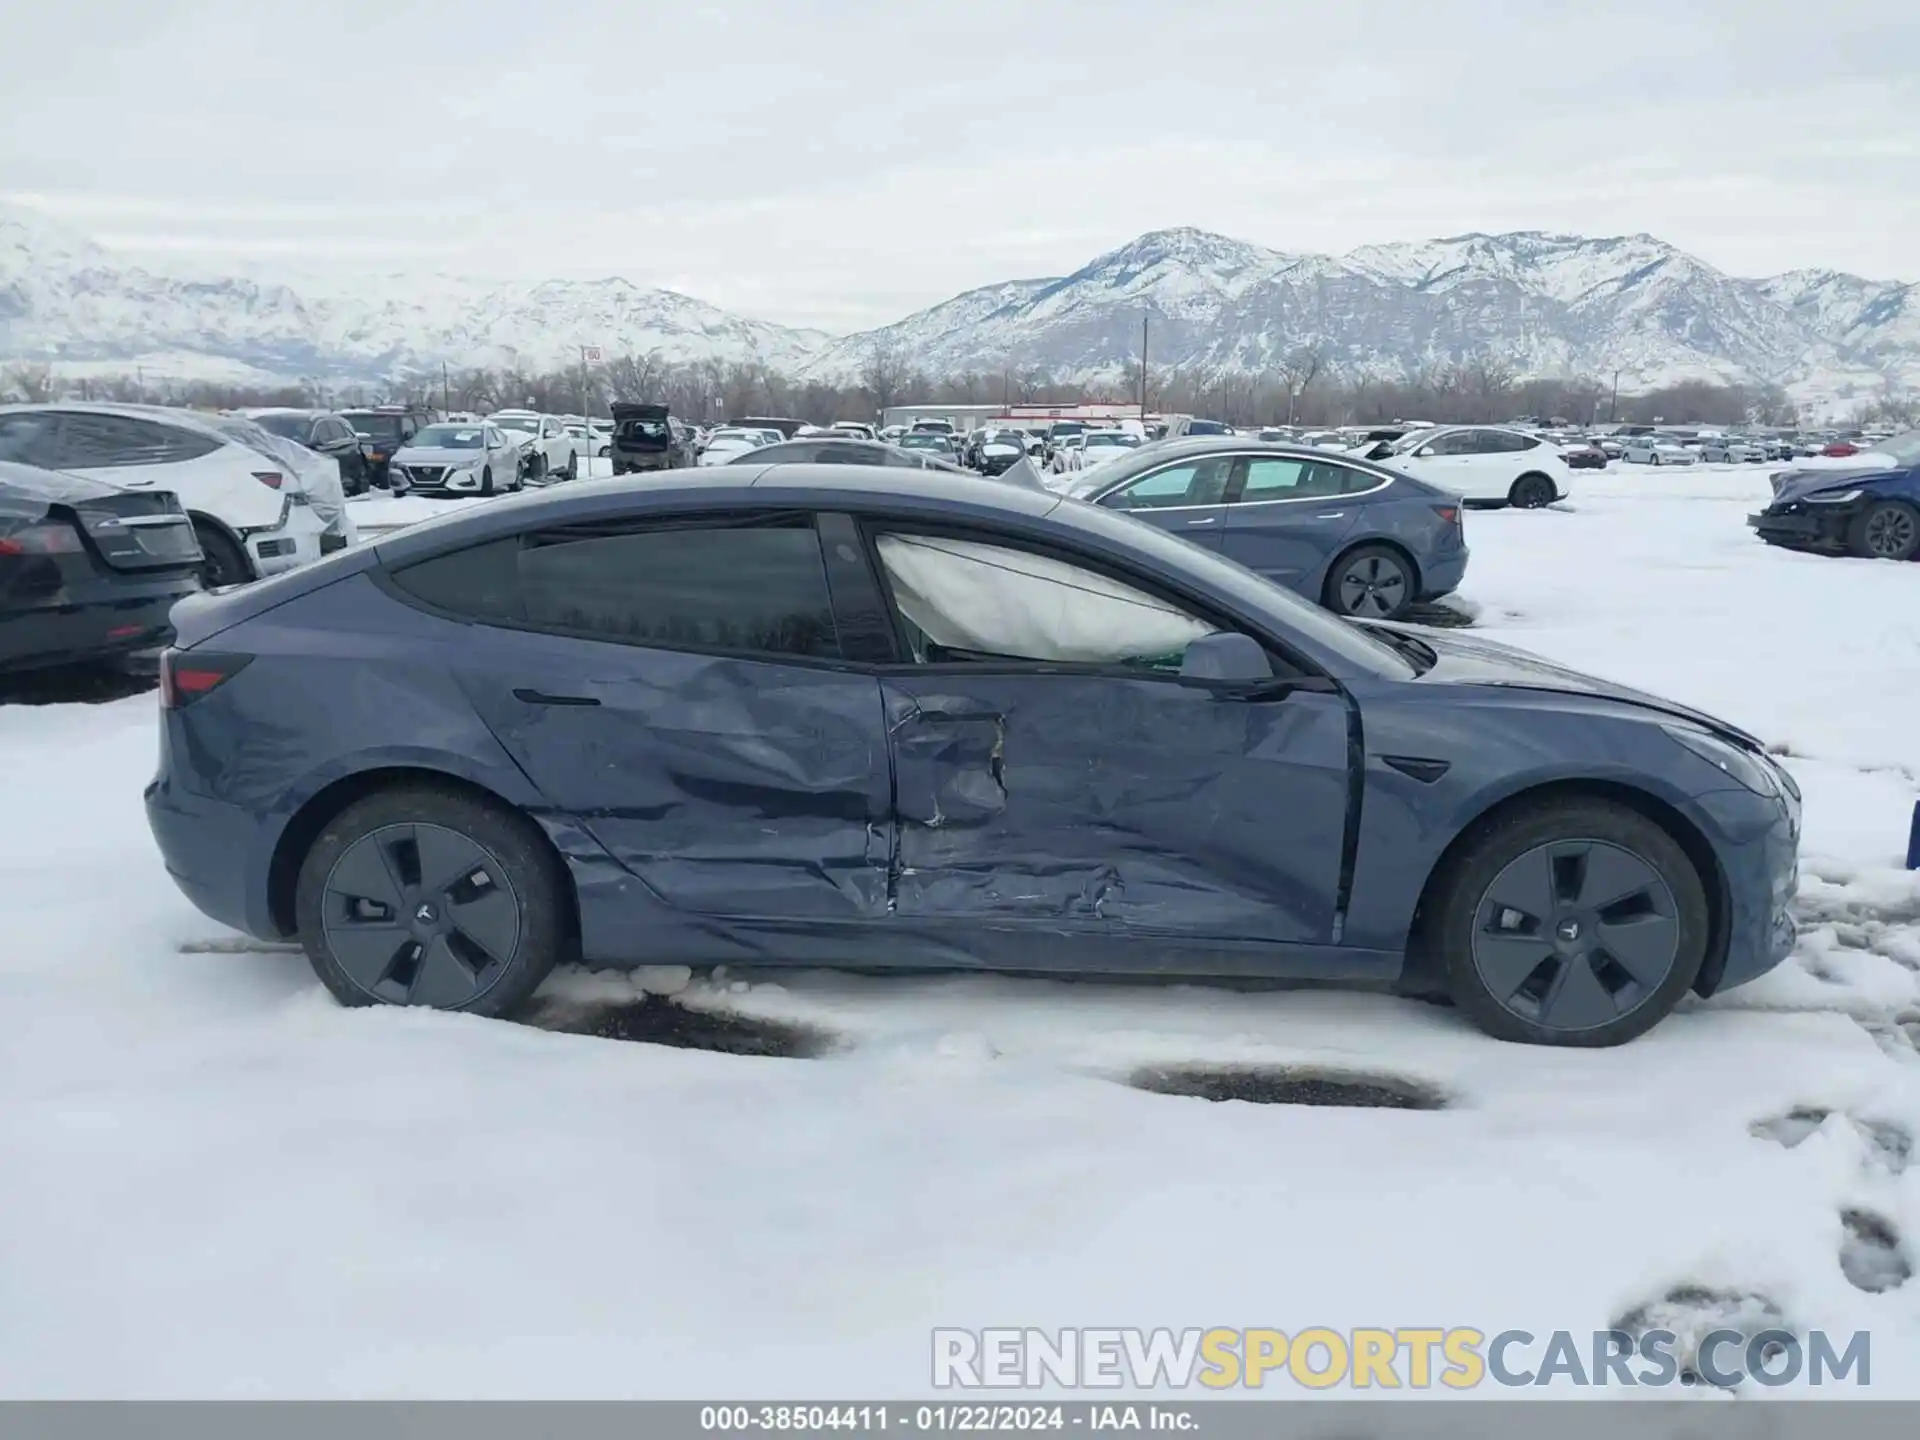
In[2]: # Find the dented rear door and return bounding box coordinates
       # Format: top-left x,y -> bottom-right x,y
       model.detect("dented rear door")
879,672 -> 1350,945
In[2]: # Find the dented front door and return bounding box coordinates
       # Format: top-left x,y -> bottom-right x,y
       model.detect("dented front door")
880,672 -> 1352,943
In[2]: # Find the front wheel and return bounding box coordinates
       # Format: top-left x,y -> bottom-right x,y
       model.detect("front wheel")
294,785 -> 566,1016
563,451 -> 579,480
1324,544 -> 1414,619
1509,473 -> 1556,509
1850,500 -> 1920,560
1426,799 -> 1707,1046
479,466 -> 495,497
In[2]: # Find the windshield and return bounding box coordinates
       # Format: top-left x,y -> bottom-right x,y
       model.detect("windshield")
1389,429 -> 1438,454
900,434 -> 949,449
411,425 -> 486,449
341,412 -> 403,440
1085,434 -> 1139,449
491,415 -> 538,433
251,412 -> 311,440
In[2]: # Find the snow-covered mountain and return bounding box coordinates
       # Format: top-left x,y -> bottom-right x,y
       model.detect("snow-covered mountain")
0,203 -> 831,384
801,227 -> 1918,408
4,202 -> 1916,407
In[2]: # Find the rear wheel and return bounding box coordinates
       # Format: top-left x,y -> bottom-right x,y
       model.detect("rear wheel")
1849,500 -> 1920,560
192,520 -> 251,589
1509,473 -> 1556,509
1427,799 -> 1708,1046
1324,544 -> 1414,619
294,786 -> 565,1016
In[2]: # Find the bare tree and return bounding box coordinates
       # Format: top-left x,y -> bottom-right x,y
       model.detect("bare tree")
858,336 -> 912,417
1274,346 -> 1325,424
3,362 -> 55,403
1459,352 -> 1517,422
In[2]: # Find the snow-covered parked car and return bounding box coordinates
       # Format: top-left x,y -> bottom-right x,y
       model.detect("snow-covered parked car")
1378,425 -> 1573,507
487,411 -> 581,483
0,402 -> 347,587
1622,436 -> 1698,466
389,422 -> 526,497
696,427 -> 775,467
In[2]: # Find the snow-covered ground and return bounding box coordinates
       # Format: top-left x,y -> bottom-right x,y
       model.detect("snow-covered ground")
5,462 -> 1920,1399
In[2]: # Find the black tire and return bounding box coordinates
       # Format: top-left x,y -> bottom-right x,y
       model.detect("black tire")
1426,799 -> 1708,1046
1509,473 -> 1556,509
529,453 -> 547,483
1849,500 -> 1920,561
192,520 -> 252,589
294,785 -> 566,1017
480,466 -> 495,497
563,451 -> 579,481
1323,543 -> 1415,619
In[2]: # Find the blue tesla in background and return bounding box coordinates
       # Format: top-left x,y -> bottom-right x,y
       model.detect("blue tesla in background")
1750,429 -> 1920,560
145,466 -> 1799,1046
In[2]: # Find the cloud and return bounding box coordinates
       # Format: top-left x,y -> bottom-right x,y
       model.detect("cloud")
4,0 -> 1915,329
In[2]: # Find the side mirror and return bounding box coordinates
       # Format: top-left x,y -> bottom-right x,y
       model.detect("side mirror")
1416,446 -> 1437,458
1180,631 -> 1273,685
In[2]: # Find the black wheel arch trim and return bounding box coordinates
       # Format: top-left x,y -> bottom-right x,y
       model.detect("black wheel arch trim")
265,763 -> 580,953
186,511 -> 256,579
1403,775 -> 1731,998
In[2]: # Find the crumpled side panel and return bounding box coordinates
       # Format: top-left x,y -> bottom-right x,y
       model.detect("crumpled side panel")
459,640 -> 893,921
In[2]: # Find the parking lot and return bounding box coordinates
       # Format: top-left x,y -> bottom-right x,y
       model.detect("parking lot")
4,461 -> 1920,1396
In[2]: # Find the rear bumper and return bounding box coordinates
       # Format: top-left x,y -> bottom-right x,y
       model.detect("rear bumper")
145,769 -> 278,939
1,571 -> 196,672
1418,548 -> 1470,600
242,501 -> 333,576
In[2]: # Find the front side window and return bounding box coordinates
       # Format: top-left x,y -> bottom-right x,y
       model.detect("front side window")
873,532 -> 1215,671
389,518 -> 841,660
1098,457 -> 1233,510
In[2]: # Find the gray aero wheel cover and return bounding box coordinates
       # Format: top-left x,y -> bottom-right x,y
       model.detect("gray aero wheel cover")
320,821 -> 523,1007
1470,838 -> 1681,1033
1337,552 -> 1409,617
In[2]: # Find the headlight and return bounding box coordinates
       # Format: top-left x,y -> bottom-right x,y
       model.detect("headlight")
1804,489 -> 1863,503
1663,724 -> 1778,796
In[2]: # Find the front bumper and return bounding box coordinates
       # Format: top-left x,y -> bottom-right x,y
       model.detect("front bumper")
1748,498 -> 1862,550
1695,779 -> 1801,994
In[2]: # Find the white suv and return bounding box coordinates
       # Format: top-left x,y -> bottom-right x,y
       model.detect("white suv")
0,403 -> 347,586
487,410 -> 582,482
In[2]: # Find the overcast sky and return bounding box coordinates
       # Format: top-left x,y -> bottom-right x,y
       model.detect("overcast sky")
4,0 -> 1915,331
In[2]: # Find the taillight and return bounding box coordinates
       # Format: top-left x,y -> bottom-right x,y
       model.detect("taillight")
1432,505 -> 1460,525
252,471 -> 284,490
0,520 -> 85,555
159,650 -> 252,709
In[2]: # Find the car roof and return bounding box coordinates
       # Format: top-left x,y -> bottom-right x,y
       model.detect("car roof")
0,400 -> 235,439
371,464 -> 1065,566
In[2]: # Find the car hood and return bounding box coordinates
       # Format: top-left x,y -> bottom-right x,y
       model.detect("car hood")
1375,624 -> 1763,749
393,446 -> 484,466
1769,464 -> 1908,502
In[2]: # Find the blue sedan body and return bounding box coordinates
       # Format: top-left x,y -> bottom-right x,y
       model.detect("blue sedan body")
1062,439 -> 1469,618
1750,452 -> 1920,559
145,467 -> 1798,1036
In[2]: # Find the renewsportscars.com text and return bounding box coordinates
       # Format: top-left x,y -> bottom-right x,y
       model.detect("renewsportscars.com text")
932,1326 -> 1872,1390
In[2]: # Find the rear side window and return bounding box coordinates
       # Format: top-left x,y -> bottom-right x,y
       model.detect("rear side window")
0,413 -> 60,467
388,518 -> 842,660
50,413 -> 221,468
1238,457 -> 1351,502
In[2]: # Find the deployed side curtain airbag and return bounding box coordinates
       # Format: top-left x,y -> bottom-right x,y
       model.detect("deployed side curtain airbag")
875,533 -> 1213,665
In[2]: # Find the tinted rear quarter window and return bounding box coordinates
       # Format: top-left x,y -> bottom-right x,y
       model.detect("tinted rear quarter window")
388,519 -> 841,659
50,413 -> 221,468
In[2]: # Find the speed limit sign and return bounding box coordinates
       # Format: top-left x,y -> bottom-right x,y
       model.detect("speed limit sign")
582,346 -> 604,364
